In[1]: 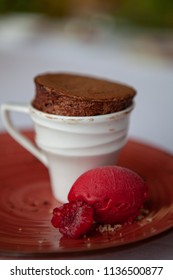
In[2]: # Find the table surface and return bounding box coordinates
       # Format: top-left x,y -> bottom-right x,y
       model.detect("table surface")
0,14 -> 173,259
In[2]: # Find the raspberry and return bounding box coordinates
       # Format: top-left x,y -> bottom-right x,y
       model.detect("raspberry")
51,200 -> 94,239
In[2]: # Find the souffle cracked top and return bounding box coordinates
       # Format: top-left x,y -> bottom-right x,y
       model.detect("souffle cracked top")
32,73 -> 136,116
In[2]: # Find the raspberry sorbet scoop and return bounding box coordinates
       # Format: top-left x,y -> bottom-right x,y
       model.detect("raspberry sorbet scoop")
68,166 -> 148,225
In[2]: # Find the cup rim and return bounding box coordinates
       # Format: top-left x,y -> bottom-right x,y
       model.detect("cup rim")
29,102 -> 134,123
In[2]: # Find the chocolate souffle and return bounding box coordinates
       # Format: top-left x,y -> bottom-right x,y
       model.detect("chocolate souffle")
32,73 -> 136,116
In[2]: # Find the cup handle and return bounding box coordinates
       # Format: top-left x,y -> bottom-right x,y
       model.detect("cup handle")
1,103 -> 48,167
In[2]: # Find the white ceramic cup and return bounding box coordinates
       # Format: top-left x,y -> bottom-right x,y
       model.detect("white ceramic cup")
1,102 -> 134,202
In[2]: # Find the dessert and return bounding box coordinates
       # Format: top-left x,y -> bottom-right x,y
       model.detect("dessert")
68,166 -> 148,224
33,73 -> 136,116
51,200 -> 94,239
51,166 -> 148,238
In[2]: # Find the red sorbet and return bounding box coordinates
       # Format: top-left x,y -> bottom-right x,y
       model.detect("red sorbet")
68,166 -> 148,224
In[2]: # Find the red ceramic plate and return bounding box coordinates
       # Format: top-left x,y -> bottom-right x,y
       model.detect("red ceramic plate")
0,131 -> 173,257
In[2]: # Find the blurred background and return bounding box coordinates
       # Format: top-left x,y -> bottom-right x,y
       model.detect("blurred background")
0,0 -> 173,153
